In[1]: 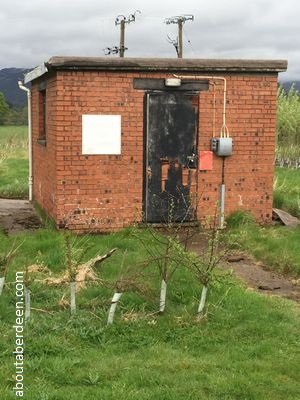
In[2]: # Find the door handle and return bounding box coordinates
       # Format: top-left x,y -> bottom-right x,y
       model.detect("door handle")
186,154 -> 197,169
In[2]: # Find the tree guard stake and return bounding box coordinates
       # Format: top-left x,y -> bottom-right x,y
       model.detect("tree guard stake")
107,292 -> 123,325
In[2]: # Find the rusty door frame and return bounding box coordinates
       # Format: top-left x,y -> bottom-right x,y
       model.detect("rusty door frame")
143,90 -> 200,223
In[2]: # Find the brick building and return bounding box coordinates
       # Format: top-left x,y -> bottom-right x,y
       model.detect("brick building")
24,57 -> 287,232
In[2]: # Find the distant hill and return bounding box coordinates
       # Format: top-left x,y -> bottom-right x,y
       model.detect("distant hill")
280,80 -> 300,93
0,68 -> 31,108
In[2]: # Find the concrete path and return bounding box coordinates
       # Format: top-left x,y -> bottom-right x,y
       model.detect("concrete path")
0,198 -> 42,234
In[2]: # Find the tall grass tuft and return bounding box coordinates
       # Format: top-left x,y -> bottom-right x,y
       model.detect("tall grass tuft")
276,144 -> 300,168
273,168 -> 300,218
276,85 -> 300,168
0,126 -> 28,198
277,85 -> 300,146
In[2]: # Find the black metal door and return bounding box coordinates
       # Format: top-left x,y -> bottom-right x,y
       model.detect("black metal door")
145,92 -> 198,223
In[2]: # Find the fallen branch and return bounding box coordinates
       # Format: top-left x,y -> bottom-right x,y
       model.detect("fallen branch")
87,248 -> 117,269
27,264 -> 50,274
44,248 -> 117,292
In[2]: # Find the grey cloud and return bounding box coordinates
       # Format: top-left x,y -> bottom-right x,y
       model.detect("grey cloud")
0,0 -> 299,80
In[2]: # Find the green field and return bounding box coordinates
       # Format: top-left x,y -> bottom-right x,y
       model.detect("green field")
0,125 -> 28,198
0,228 -> 299,400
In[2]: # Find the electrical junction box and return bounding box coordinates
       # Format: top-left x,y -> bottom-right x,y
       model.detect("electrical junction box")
211,137 -> 233,157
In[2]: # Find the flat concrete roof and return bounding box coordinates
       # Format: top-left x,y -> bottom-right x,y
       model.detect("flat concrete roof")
47,56 -> 287,72
25,56 -> 288,83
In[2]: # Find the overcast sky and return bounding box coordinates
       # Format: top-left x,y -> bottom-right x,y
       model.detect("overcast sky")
1,0 -> 299,80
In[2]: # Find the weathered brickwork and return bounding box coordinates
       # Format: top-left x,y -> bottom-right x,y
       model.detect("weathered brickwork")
198,74 -> 278,224
31,67 -> 278,232
32,75 -> 58,221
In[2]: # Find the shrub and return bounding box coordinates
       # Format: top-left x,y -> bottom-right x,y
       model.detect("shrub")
226,210 -> 255,229
277,85 -> 300,146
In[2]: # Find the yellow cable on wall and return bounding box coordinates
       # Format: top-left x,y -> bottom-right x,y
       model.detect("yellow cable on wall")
173,74 -> 230,138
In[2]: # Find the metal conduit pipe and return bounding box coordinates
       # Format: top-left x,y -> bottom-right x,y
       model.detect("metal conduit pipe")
173,74 -> 228,137
18,81 -> 33,202
173,74 -> 229,228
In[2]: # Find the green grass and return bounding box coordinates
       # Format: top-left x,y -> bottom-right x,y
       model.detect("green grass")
277,85 -> 300,147
227,212 -> 300,277
222,167 -> 300,277
0,227 -> 299,400
276,144 -> 300,163
0,126 -> 299,398
225,167 -> 300,277
273,167 -> 300,218
0,125 -> 28,198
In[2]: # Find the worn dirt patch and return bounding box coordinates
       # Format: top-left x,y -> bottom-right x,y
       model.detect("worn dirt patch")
185,231 -> 300,303
0,198 -> 42,234
223,254 -> 300,302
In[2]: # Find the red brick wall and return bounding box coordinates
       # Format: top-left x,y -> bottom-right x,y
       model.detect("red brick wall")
32,76 -> 58,221
53,71 -> 146,232
31,70 -> 278,232
198,74 -> 277,224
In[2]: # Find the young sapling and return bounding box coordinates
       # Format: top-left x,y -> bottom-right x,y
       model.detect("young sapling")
107,250 -> 152,324
185,214 -> 228,315
107,250 -> 127,325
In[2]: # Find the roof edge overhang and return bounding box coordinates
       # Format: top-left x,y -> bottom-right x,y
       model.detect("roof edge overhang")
24,63 -> 48,84
24,56 -> 288,83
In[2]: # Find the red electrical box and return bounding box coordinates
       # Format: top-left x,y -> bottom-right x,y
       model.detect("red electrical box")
199,151 -> 213,171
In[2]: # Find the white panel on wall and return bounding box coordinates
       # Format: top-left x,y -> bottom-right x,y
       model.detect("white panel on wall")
82,115 -> 121,155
